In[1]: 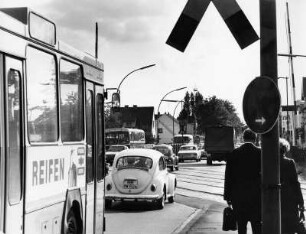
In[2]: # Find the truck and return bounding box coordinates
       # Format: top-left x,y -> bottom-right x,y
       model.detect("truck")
204,126 -> 235,165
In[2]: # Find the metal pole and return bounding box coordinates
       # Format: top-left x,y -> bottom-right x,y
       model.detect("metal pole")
173,100 -> 184,138
117,64 -> 156,92
279,77 -> 290,141
260,0 -> 281,233
285,77 -> 290,141
95,22 -> 98,59
156,87 -> 187,143
286,2 -> 297,145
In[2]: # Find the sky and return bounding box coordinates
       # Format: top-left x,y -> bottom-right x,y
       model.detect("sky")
3,0 -> 306,122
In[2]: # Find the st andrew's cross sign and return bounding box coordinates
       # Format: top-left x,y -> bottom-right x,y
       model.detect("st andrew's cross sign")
166,0 -> 259,52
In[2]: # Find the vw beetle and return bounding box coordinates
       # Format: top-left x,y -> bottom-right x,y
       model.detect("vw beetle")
105,148 -> 177,209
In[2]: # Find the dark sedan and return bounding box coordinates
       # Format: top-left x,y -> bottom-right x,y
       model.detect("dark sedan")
152,144 -> 179,171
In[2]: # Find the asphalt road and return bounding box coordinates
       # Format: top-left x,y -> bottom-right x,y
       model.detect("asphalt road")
104,160 -> 226,234
104,159 -> 306,233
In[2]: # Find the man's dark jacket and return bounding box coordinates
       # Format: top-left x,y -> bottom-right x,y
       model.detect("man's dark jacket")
224,142 -> 261,218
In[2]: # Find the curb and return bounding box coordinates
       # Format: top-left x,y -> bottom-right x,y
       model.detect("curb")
172,208 -> 203,234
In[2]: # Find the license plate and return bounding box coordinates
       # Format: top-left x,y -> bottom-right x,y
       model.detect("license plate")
124,179 -> 138,189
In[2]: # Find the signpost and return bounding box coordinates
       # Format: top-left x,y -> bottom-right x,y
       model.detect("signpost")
243,76 -> 281,134
167,0 -> 281,232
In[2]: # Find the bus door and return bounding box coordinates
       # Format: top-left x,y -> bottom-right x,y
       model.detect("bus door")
85,82 -> 105,234
4,56 -> 24,234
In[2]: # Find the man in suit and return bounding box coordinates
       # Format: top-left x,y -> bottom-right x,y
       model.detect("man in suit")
224,128 -> 261,234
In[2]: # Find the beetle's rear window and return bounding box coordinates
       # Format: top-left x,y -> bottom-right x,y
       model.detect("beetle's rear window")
116,156 -> 153,170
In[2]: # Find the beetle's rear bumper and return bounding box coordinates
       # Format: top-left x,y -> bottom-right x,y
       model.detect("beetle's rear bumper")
105,194 -> 160,201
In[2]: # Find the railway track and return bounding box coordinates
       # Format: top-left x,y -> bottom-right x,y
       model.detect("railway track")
174,161 -> 306,203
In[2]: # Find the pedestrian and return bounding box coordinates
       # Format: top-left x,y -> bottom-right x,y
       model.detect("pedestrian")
279,138 -> 304,234
224,128 -> 261,234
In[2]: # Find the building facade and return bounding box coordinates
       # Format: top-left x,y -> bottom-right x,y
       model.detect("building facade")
111,105 -> 156,143
156,113 -> 180,144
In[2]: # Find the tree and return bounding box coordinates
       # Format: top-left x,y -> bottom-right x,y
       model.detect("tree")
178,91 -> 191,121
105,106 -> 121,128
178,92 -> 244,135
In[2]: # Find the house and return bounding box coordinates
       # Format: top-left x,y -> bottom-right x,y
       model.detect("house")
156,113 -> 180,144
111,105 -> 156,143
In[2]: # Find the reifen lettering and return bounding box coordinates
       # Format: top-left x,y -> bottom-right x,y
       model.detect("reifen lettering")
32,158 -> 65,186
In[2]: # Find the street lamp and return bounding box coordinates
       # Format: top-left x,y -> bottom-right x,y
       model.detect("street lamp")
156,87 -> 187,143
117,64 -> 156,94
172,100 -> 184,138
278,76 -> 290,142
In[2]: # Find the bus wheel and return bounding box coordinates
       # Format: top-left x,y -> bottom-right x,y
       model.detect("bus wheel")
66,210 -> 79,234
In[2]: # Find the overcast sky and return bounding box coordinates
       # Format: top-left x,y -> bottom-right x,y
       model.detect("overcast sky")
3,0 -> 306,121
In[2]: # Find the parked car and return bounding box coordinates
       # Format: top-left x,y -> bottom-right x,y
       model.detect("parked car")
177,144 -> 201,162
152,144 -> 179,171
106,145 -> 129,165
105,148 -> 177,209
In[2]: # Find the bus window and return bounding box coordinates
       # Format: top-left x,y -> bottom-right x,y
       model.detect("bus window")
7,69 -> 22,204
96,94 -> 104,180
173,135 -> 193,144
118,132 -> 129,144
60,60 -> 83,142
27,47 -> 58,143
86,90 -> 94,183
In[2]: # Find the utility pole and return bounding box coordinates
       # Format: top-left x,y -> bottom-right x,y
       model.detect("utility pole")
279,77 -> 290,142
260,0 -> 281,233
286,2 -> 297,146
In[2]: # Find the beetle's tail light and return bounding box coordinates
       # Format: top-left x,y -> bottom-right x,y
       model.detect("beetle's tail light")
106,183 -> 112,191
151,184 -> 157,192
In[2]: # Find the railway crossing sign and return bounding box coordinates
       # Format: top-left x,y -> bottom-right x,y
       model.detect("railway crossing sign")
243,76 -> 281,134
166,0 -> 259,52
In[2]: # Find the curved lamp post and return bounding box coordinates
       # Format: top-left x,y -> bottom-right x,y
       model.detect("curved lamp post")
173,100 -> 184,138
117,64 -> 156,93
156,87 -> 187,143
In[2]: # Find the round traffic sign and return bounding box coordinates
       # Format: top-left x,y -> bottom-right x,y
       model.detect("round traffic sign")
243,76 -> 281,134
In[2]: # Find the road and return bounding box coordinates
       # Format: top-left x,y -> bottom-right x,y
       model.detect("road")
174,159 -> 306,202
104,160 -> 225,234
104,159 -> 306,234
174,160 -> 226,203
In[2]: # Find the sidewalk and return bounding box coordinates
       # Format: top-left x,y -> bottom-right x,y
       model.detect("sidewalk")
174,195 -> 244,234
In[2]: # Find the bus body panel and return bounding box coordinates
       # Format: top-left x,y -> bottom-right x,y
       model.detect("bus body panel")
0,28 -> 26,58
24,202 -> 64,234
25,145 -> 86,209
0,7 -> 106,234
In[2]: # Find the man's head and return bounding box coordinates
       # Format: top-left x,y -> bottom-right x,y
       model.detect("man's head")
243,128 -> 256,143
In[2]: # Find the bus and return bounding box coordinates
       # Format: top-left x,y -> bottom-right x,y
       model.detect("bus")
105,128 -> 146,149
173,134 -> 194,144
0,8 -> 106,234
